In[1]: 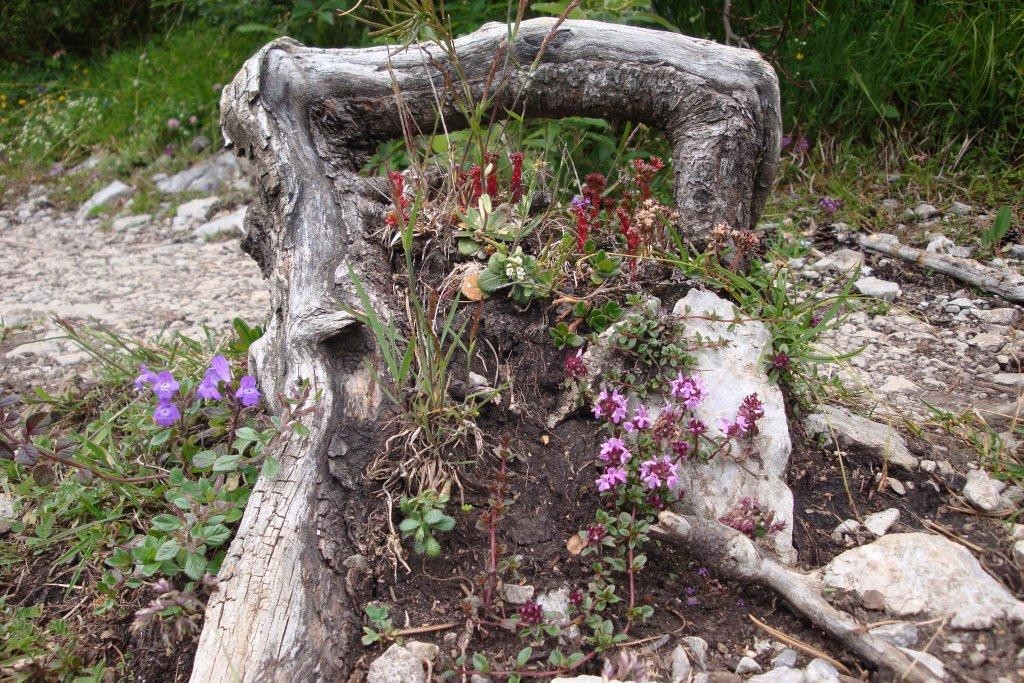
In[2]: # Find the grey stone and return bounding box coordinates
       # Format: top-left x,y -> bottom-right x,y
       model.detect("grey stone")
863,508 -> 900,536
196,206 -> 246,240
683,636 -> 710,671
70,155 -> 103,173
803,658 -> 840,683
914,203 -> 939,220
77,180 -> 134,221
156,150 -> 241,194
992,373 -> 1024,389
1013,540 -> 1024,563
112,214 -> 151,230
500,584 -> 534,604
404,640 -> 438,664
925,234 -> 956,254
831,519 -> 860,543
854,276 -> 901,302
190,134 -> 212,152
175,196 -> 220,225
771,649 -> 798,669
672,290 -> 795,563
367,643 -> 427,683
820,532 -> 1024,629
811,248 -> 864,273
963,469 -> 1006,511
748,668 -> 803,683
735,657 -> 761,675
804,405 -> 918,470
970,308 -> 1019,325
868,621 -> 919,647
671,645 -> 692,683
948,201 -> 972,217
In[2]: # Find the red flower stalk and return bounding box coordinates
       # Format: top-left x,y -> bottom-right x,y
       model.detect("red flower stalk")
509,151 -> 525,202
386,170 -> 409,227
631,156 -> 665,201
583,172 -> 606,208
469,165 -> 483,202
484,152 -> 499,197
571,197 -> 592,253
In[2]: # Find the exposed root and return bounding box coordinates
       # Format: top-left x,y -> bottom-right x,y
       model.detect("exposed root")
652,511 -> 940,683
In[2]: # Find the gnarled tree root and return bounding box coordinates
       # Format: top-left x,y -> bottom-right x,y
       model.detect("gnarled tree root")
653,511 -> 940,682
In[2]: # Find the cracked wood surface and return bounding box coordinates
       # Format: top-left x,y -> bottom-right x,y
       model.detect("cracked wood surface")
192,18 -> 781,681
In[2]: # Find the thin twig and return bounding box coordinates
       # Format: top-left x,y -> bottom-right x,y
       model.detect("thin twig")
748,614 -> 852,675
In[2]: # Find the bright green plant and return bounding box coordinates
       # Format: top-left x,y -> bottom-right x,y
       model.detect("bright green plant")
398,490 -> 456,557
361,602 -> 398,646
982,206 -> 1013,254
477,246 -> 555,305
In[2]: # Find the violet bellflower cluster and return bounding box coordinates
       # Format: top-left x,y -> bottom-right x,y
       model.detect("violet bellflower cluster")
591,371 -> 768,502
135,355 -> 261,427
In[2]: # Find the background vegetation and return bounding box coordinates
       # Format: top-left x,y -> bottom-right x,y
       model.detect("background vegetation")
1,0 -> 1022,174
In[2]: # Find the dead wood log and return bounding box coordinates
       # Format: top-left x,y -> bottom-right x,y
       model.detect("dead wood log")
653,511 -> 940,682
860,232 -> 1024,304
191,18 -> 781,682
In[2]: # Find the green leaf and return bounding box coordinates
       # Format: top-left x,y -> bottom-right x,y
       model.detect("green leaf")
516,647 -> 532,667
476,268 -> 506,294
155,539 -> 180,562
424,536 -> 441,557
149,429 -> 172,447
203,524 -> 231,546
399,518 -> 420,534
183,551 -> 208,580
213,453 -> 241,472
362,628 -> 381,645
424,508 -> 444,525
235,22 -> 277,34
471,653 -> 489,674
192,450 -> 217,468
433,515 -> 456,532
458,238 -> 482,256
235,427 -> 261,442
151,514 -> 182,532
262,457 -> 280,478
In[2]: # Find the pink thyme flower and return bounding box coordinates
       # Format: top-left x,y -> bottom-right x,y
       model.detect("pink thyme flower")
592,388 -> 628,424
718,415 -> 751,438
564,349 -> 587,378
622,421 -> 635,433
596,466 -> 628,492
586,524 -> 606,545
166,118 -> 180,130
519,600 -> 543,626
639,455 -> 679,490
599,437 -> 631,464
670,373 -> 707,410
632,405 -> 651,430
687,418 -> 707,435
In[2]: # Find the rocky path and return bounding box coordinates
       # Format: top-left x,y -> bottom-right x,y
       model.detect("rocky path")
1,154 -> 268,391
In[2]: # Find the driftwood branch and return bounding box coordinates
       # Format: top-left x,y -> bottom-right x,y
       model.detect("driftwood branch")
192,18 -> 782,682
860,233 -> 1024,304
652,511 -> 939,682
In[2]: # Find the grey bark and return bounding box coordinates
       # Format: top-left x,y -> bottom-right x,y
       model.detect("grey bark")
192,18 -> 781,682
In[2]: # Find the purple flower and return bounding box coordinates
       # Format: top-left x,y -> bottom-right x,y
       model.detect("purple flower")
519,600 -> 543,626
669,373 -> 707,409
570,195 -> 591,211
166,117 -> 181,129
632,405 -> 651,430
210,355 -> 232,383
795,136 -> 810,153
687,418 -> 707,436
718,416 -> 750,438
188,115 -> 198,125
771,352 -> 790,370
596,466 -> 628,492
592,388 -> 628,424
780,134 -> 792,149
234,375 -> 261,407
686,596 -> 699,607
819,196 -> 842,214
153,401 -> 181,427
196,368 -> 223,401
696,566 -> 709,578
599,437 -> 631,464
134,364 -> 157,391
639,455 -> 679,490
586,523 -> 606,545
152,371 -> 179,401
564,349 -> 588,378
671,440 -> 690,460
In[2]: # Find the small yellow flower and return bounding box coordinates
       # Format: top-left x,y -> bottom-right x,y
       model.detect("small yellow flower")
58,95 -> 66,102
795,52 -> 804,61
17,98 -> 26,106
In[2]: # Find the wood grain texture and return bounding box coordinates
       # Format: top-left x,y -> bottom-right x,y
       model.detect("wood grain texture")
192,18 -> 781,681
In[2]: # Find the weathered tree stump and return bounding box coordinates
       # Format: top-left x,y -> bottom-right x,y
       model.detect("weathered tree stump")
192,18 -> 781,681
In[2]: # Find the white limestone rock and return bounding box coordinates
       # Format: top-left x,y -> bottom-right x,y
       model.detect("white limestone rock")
819,532 -> 1024,629
672,290 -> 795,564
77,180 -> 134,221
855,277 -> 901,302
804,405 -> 918,470
963,469 -> 1006,512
